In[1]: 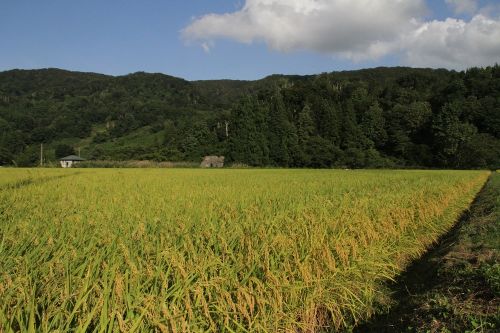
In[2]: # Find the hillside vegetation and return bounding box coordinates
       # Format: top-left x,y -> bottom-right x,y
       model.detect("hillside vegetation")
0,66 -> 499,168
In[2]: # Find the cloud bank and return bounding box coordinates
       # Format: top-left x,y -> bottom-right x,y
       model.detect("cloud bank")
403,15 -> 500,68
182,0 -> 500,69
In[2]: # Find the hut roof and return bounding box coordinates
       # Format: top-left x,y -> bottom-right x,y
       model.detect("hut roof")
60,155 -> 86,161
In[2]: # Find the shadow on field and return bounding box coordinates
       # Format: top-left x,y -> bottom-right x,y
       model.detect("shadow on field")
353,175 -> 499,332
0,172 -> 81,191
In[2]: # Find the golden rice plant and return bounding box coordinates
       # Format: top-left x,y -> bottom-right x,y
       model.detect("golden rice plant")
0,169 -> 489,332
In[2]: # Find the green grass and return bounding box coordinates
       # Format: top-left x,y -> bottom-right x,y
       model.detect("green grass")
0,169 -> 490,332
86,126 -> 164,157
44,124 -> 164,160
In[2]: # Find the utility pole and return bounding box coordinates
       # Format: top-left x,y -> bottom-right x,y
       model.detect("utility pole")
225,121 -> 229,138
40,143 -> 43,167
78,147 -> 81,157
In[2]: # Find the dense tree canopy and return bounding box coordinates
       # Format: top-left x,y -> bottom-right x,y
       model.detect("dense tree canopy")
0,66 -> 498,168
54,144 -> 76,159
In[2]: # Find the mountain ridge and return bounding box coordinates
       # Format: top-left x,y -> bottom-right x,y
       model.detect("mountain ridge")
0,66 -> 498,168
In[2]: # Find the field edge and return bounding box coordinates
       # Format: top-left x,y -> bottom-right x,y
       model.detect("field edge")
354,172 -> 499,332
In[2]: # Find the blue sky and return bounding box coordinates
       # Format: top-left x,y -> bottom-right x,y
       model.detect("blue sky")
0,0 -> 498,80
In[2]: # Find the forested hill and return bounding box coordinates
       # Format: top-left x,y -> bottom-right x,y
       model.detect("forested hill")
0,66 -> 499,168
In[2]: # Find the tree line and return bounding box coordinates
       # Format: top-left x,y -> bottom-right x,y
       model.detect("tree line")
0,66 -> 498,168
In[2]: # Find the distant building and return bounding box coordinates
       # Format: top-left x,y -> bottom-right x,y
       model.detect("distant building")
60,155 -> 85,168
201,156 -> 224,168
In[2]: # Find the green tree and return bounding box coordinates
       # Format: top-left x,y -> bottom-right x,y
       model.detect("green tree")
361,102 -> 387,148
55,144 -> 76,159
432,102 -> 478,167
460,133 -> 500,169
295,105 -> 316,166
267,94 -> 291,166
228,97 -> 269,166
0,147 -> 13,165
340,101 -> 371,150
305,136 -> 341,168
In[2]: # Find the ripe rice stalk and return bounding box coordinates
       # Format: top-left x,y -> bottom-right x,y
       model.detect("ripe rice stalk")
0,169 -> 489,332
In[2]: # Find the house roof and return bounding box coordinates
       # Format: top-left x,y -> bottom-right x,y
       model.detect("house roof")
60,155 -> 86,161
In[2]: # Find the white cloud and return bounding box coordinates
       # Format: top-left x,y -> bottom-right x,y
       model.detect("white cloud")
401,15 -> 500,69
445,0 -> 478,15
201,42 -> 212,53
182,0 -> 427,60
182,0 -> 500,70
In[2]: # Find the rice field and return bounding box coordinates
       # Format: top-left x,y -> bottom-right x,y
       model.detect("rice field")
0,169 -> 490,332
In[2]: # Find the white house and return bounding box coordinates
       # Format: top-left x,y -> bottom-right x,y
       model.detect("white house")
60,155 -> 85,168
